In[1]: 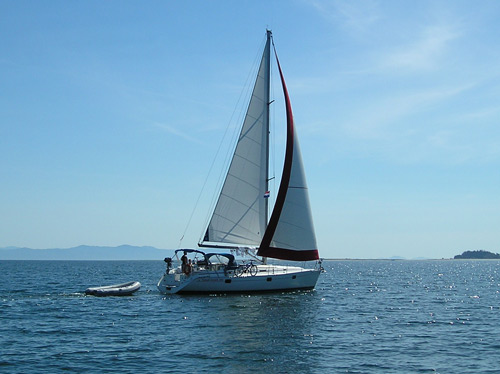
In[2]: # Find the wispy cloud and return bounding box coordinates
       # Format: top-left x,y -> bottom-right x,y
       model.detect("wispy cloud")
309,0 -> 380,35
426,130 -> 470,152
153,123 -> 204,145
342,82 -> 476,140
380,25 -> 460,71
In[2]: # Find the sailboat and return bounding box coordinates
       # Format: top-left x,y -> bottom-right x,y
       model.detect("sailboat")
157,30 -> 322,294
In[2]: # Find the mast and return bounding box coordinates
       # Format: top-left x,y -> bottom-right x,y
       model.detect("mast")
262,30 -> 272,265
264,29 -> 271,231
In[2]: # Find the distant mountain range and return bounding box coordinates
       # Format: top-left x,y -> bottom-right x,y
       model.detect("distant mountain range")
0,245 -> 173,260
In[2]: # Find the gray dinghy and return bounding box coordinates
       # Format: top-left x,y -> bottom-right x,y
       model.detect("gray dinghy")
85,281 -> 141,296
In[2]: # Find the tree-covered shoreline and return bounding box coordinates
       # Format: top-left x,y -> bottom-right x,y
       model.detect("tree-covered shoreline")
454,250 -> 500,259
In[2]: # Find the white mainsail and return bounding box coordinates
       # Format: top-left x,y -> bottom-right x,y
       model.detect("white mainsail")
200,34 -> 271,248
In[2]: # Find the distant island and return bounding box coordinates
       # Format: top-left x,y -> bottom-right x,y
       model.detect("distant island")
454,250 -> 500,259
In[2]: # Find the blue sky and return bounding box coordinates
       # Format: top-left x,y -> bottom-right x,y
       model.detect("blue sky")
1,1 -> 499,259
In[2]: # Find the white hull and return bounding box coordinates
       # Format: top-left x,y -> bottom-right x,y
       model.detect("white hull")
157,265 -> 320,294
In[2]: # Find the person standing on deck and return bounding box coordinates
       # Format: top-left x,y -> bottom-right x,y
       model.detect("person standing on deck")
181,252 -> 188,274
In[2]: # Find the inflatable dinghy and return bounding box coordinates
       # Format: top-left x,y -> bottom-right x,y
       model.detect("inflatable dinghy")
85,281 -> 141,296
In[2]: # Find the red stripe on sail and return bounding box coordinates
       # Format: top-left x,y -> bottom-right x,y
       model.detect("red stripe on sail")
261,247 -> 320,261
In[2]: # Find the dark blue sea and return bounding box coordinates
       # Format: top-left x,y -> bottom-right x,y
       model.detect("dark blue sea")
1,260 -> 500,373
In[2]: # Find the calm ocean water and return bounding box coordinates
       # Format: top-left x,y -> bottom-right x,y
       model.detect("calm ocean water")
1,260 -> 500,373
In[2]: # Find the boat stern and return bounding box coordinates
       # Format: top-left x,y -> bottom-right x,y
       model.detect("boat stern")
157,271 -> 187,294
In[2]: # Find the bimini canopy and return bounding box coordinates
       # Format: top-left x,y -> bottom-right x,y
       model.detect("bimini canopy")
204,253 -> 236,264
174,249 -> 206,256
